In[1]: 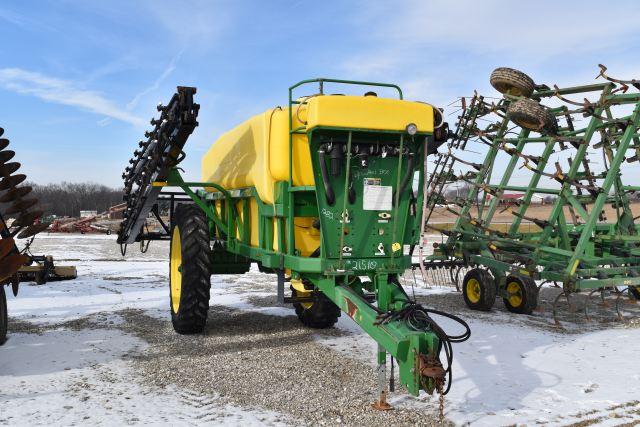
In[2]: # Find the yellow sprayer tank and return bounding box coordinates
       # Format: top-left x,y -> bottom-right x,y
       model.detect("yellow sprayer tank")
201,94 -> 434,255
202,95 -> 434,204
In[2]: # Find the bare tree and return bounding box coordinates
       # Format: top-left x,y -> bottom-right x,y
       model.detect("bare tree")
26,182 -> 123,217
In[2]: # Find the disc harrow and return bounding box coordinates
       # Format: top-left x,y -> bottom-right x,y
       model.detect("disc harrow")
0,126 -> 49,344
421,66 -> 640,326
117,87 -> 199,248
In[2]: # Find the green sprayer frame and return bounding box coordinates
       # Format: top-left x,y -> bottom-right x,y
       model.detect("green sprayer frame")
119,79 -> 464,401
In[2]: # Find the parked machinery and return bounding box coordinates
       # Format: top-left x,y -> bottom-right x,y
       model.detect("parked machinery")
421,66 -> 640,324
0,127 -> 49,344
118,81 -> 469,412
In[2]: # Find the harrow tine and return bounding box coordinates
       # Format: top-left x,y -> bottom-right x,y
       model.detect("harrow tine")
11,209 -> 43,228
584,288 -> 611,322
552,291 -> 574,327
615,288 -> 640,322
16,222 -> 50,239
0,174 -> 26,191
5,197 -> 38,215
0,138 -> 9,151
0,186 -> 31,203
0,150 -> 15,164
0,162 -> 20,177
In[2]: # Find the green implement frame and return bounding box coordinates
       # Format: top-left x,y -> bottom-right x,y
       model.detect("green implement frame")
423,67 -> 640,320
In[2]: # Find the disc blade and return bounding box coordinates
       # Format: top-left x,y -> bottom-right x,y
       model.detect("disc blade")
0,174 -> 26,191
0,162 -> 20,177
0,150 -> 15,164
5,198 -> 38,215
0,237 -> 15,259
0,253 -> 29,282
16,223 -> 49,239
0,139 -> 9,151
0,128 -> 3,137
11,209 -> 43,228
0,186 -> 31,203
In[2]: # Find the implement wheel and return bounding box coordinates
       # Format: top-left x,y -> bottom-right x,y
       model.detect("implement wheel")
503,276 -> 538,314
490,67 -> 535,97
507,98 -> 558,134
292,286 -> 340,329
0,285 -> 6,345
169,204 -> 212,334
462,268 -> 496,311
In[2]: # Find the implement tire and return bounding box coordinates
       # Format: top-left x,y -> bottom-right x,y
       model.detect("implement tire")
169,204 -> 212,334
462,268 -> 496,311
0,286 -> 7,345
292,288 -> 340,329
503,275 -> 538,315
507,98 -> 558,134
490,67 -> 535,97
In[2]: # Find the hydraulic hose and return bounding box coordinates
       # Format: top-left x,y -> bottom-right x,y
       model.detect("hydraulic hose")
398,153 -> 415,197
318,146 -> 335,205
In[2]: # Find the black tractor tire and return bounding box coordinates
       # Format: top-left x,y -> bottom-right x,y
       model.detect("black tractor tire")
169,204 -> 212,334
0,285 -> 7,345
462,268 -> 496,311
292,287 -> 340,329
507,98 -> 558,134
503,275 -> 538,314
490,67 -> 535,97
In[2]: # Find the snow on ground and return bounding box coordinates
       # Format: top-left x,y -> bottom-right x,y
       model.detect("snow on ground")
2,234 -> 640,426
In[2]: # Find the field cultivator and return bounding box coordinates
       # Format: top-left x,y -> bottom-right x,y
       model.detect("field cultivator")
0,127 -> 51,344
118,80 -> 470,414
421,66 -> 640,325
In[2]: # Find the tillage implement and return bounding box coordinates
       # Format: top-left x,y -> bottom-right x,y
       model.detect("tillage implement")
117,80 -> 470,410
422,66 -> 640,325
0,127 -> 50,345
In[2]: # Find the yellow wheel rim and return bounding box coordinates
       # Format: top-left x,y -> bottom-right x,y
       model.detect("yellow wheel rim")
170,227 -> 182,313
466,278 -> 481,304
291,278 -> 313,309
507,281 -> 523,307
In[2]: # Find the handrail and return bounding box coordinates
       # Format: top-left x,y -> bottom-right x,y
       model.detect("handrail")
288,78 -> 403,100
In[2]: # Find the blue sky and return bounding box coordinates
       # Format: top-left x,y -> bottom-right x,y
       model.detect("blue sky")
1,0 -> 639,187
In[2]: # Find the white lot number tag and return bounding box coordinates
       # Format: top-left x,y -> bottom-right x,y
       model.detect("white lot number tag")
363,178 -> 392,211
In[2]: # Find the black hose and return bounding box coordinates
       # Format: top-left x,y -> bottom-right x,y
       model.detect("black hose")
318,147 -> 335,205
375,278 -> 471,395
398,153 -> 415,196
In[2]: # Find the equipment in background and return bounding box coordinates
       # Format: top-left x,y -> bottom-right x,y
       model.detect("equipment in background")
18,255 -> 77,285
49,215 -> 112,234
118,81 -> 469,415
421,66 -> 640,325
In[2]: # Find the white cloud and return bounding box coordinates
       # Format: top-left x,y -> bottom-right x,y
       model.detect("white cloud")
126,51 -> 182,110
142,0 -> 231,48
360,0 -> 640,60
0,68 -> 144,126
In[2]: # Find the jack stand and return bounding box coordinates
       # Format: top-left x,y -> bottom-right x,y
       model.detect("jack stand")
371,345 -> 393,411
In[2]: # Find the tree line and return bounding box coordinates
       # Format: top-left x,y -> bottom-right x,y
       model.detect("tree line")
27,182 -> 124,218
